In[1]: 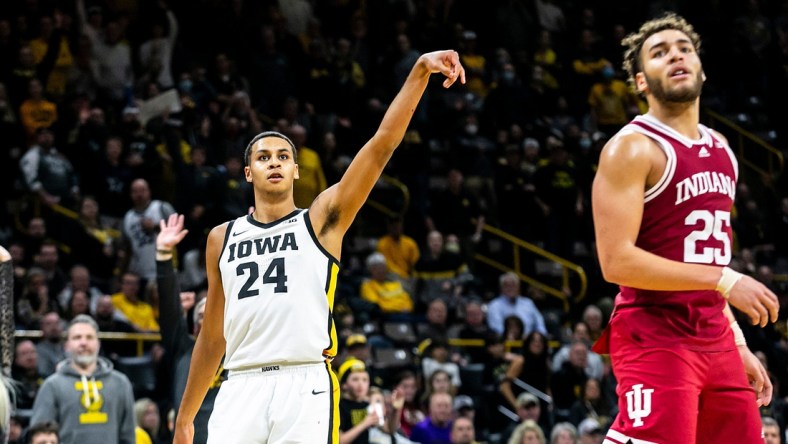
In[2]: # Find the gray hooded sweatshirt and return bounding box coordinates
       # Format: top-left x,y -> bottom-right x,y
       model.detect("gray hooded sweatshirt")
30,357 -> 135,444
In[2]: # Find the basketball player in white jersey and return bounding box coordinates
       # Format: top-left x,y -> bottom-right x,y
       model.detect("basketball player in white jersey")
173,50 -> 465,444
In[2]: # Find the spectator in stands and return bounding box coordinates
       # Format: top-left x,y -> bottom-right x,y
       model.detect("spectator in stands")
365,387 -> 411,443
411,391 -> 453,444
551,341 -> 590,423
425,169 -> 485,262
360,252 -> 414,316
569,378 -> 610,428
35,312 -> 65,377
138,3 -> 178,90
393,370 -> 425,438
120,178 -> 174,284
78,2 -> 133,105
413,230 -> 471,307
482,332 -> 524,431
376,216 -> 420,281
418,298 -> 450,343
503,315 -> 526,344
449,416 -> 478,444
339,333 -> 371,368
94,137 -> 132,219
12,340 -> 44,410
34,242 -> 67,298
111,272 -> 159,332
577,417 -> 604,444
422,341 -> 462,390
500,392 -> 545,444
487,272 -> 547,337
16,268 -> 59,329
155,214 -> 222,444
287,124 -> 327,209
134,398 -> 164,444
549,422 -> 578,444
553,321 -> 602,378
31,315 -> 136,444
19,218 -> 48,268
57,265 -> 102,315
30,13 -> 72,101
761,416 -> 780,444
63,289 -> 91,321
19,79 -> 58,140
338,358 -> 377,444
507,419 -> 546,444
26,421 -> 60,444
421,369 -> 458,407
517,331 -> 551,398
454,298 -> 490,364
69,197 -> 119,287
19,127 -> 79,209
587,63 -> 639,137
580,306 -> 604,342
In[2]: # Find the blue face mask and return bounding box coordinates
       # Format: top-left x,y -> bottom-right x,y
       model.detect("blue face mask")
601,66 -> 615,80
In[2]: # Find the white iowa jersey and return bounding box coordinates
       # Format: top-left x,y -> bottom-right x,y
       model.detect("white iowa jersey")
218,209 -> 339,370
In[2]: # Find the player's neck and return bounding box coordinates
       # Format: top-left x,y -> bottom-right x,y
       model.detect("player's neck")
646,100 -> 700,140
251,197 -> 297,224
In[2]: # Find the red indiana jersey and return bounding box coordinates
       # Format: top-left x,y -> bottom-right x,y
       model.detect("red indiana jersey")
610,114 -> 739,352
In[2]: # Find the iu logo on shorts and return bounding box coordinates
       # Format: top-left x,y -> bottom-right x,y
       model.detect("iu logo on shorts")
625,384 -> 654,427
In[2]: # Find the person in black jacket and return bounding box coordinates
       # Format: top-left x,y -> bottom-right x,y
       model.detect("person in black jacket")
155,214 -> 224,444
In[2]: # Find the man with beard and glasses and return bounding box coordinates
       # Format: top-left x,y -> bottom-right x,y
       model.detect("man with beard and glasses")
590,13 -> 780,444
30,315 -> 135,444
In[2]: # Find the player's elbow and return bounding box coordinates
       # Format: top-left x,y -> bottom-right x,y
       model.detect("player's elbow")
597,251 -> 628,285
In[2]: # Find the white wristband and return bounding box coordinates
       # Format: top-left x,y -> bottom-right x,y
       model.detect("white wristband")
716,267 -> 742,300
730,321 -> 746,347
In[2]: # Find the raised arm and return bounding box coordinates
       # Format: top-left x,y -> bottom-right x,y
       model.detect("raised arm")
309,50 -> 465,250
156,214 -> 190,355
592,132 -> 778,326
173,223 -> 227,444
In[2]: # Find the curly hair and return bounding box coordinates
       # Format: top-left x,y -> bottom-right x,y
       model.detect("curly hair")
622,13 -> 702,92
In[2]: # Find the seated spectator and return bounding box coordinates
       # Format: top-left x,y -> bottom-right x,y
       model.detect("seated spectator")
338,358 -> 376,443
12,340 -> 44,410
135,397 -> 164,444
569,378 -> 611,428
413,231 -> 471,307
421,341 -> 462,390
26,421 -> 60,444
19,127 -> 79,209
552,321 -> 603,381
507,419 -> 546,444
57,264 -> 103,315
501,393 -> 545,444
420,369 -> 458,409
111,272 -> 159,332
94,294 -> 137,359
360,252 -> 414,315
581,305 -> 604,342
376,216 -> 420,280
761,416 -> 780,444
417,298 -> 450,344
551,341 -> 590,423
393,370 -> 425,438
411,392 -> 454,444
520,332 -> 551,395
487,272 -> 547,337
16,268 -> 59,329
449,416 -> 477,444
482,333 -> 524,431
63,289 -> 91,321
35,312 -> 65,377
549,422 -> 578,444
453,298 -> 490,364
577,417 -> 604,444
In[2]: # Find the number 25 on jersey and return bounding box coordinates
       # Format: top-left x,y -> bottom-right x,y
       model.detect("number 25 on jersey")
684,210 -> 731,265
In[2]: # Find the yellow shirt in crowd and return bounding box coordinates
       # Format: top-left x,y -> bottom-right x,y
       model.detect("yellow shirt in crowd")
111,293 -> 160,332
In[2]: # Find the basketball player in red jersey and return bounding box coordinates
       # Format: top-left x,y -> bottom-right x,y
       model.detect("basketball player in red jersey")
591,14 -> 779,444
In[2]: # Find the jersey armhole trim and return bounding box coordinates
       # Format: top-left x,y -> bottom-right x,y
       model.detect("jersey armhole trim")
625,125 -> 677,203
303,211 -> 340,266
218,220 -> 235,264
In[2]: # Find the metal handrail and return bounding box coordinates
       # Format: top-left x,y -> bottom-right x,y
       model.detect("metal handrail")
704,109 -> 784,180
476,224 -> 588,312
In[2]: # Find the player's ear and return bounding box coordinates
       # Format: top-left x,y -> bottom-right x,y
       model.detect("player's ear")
293,164 -> 300,180
244,166 -> 253,183
635,72 -> 648,95
701,70 -> 707,82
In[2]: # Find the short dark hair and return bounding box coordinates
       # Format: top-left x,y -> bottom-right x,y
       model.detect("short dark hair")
243,131 -> 298,166
27,421 -> 59,443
